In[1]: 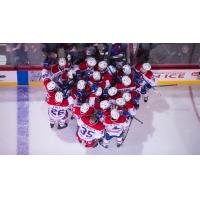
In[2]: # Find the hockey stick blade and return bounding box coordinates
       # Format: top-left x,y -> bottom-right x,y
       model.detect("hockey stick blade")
132,116 -> 143,124
155,84 -> 178,87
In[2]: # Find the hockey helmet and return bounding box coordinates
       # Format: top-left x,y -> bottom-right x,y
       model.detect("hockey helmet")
86,57 -> 97,67
95,87 -> 103,96
47,81 -> 56,91
122,64 -> 131,75
100,100 -> 110,110
98,61 -> 108,72
142,63 -> 151,72
122,76 -> 131,86
92,71 -> 101,81
116,98 -> 126,106
58,57 -> 67,67
77,80 -> 86,90
108,87 -> 117,96
80,103 -> 90,114
111,109 -> 120,120
55,91 -> 63,103
122,92 -> 131,102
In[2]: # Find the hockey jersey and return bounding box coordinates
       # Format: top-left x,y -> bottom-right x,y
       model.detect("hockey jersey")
48,95 -> 69,120
77,117 -> 105,142
104,115 -> 129,137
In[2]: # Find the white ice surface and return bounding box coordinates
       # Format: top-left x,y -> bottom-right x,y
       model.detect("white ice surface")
0,85 -> 200,154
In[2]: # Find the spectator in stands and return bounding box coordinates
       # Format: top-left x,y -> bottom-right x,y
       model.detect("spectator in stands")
5,43 -> 28,65
26,43 -> 46,65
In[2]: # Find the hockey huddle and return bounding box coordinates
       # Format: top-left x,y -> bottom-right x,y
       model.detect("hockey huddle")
41,56 -> 156,148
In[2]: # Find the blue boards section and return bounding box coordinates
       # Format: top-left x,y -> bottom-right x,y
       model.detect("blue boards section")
17,71 -> 28,85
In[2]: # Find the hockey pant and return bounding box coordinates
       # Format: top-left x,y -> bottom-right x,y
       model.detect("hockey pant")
76,131 -> 98,148
103,132 -> 124,145
49,114 -> 68,127
141,84 -> 151,98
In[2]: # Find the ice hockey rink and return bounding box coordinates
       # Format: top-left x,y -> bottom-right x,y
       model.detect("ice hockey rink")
0,84 -> 200,155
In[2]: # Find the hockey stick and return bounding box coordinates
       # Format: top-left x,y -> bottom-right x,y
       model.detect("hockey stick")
121,115 -> 144,145
132,115 -> 143,124
154,84 -> 178,87
120,118 -> 133,145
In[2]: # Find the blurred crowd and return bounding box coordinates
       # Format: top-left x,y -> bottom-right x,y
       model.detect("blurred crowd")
0,43 -> 200,66
0,43 -> 128,67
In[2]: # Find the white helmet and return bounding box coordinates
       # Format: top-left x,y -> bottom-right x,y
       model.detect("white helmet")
55,91 -> 63,103
100,100 -> 110,110
108,87 -> 117,96
142,63 -> 151,72
107,65 -> 116,75
95,87 -> 103,96
47,81 -> 56,91
98,61 -> 108,72
123,64 -> 131,75
58,58 -> 66,67
92,71 -> 101,81
122,92 -> 131,102
86,57 -> 97,67
68,69 -> 74,79
111,109 -> 120,120
122,76 -> 131,86
77,80 -> 86,90
116,98 -> 126,106
80,103 -> 90,114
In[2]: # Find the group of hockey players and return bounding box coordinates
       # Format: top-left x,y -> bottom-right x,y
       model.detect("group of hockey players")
41,44 -> 156,148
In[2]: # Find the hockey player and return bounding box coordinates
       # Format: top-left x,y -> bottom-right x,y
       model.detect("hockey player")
115,97 -> 126,112
88,86 -> 103,107
134,63 -> 156,102
41,69 -> 58,101
73,103 -> 95,119
71,79 -> 91,104
78,57 -> 97,80
51,57 -> 70,82
95,100 -> 111,122
122,92 -> 137,118
47,91 -> 69,129
76,115 -> 105,148
116,75 -> 136,91
117,64 -> 132,77
107,86 -> 118,104
100,109 -> 130,148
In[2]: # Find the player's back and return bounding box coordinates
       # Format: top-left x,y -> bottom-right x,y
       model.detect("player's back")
77,117 -> 104,141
